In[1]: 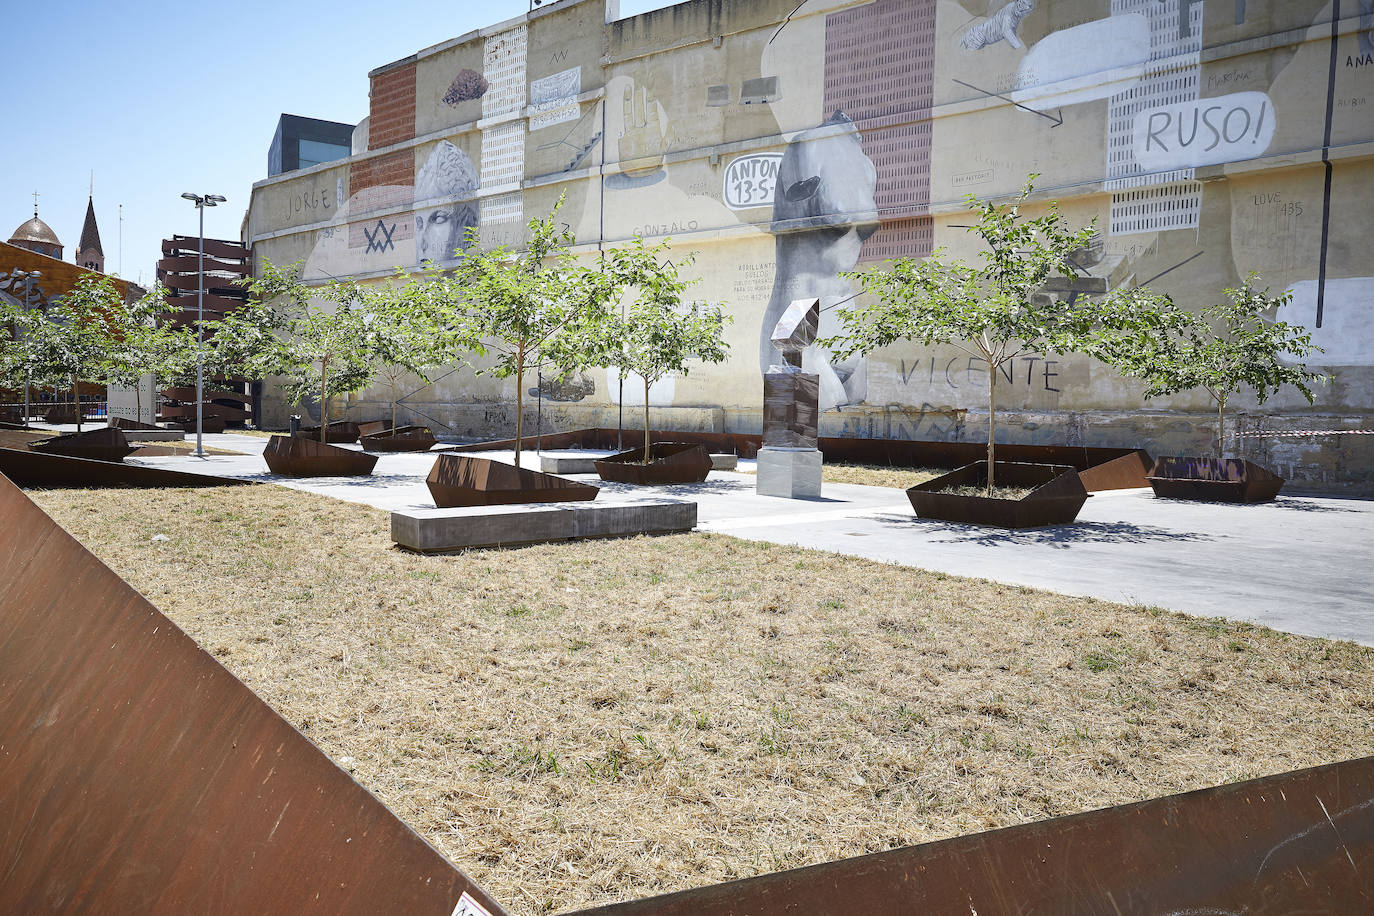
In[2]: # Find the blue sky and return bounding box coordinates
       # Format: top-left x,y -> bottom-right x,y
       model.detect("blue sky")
3,0 -> 674,288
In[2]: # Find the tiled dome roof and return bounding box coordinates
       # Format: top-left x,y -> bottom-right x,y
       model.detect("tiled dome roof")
8,216 -> 62,248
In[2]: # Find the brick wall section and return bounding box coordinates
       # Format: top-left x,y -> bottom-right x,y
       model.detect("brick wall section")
369,62 -> 417,150
349,150 -> 414,196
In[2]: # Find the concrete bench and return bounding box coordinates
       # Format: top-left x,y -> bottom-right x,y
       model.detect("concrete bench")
391,497 -> 696,552
539,453 -> 601,474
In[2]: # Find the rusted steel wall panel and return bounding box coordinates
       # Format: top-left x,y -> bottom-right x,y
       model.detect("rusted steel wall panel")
0,473 -> 506,915
161,236 -> 249,261
571,755 -> 1374,915
0,449 -> 251,489
442,428 -> 1151,490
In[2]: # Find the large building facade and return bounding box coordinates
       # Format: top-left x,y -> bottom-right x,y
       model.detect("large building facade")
245,0 -> 1374,492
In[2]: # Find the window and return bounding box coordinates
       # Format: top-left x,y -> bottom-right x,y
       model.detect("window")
298,138 -> 350,169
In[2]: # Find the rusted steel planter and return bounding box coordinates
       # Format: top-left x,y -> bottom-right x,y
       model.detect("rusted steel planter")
594,442 -> 713,485
292,420 -> 361,444
110,416 -> 162,432
363,425 -> 438,452
169,416 -> 228,433
357,420 -> 388,438
427,454 -> 598,508
907,461 -> 1088,528
263,435 -> 377,477
1147,456 -> 1285,503
28,427 -> 135,463
43,405 -> 79,424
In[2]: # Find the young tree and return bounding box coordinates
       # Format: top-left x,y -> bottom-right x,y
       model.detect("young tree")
823,177 -> 1172,493
98,284 -> 186,424
219,262 -> 394,444
0,273 -> 121,432
0,301 -> 66,423
444,201 -> 603,465
365,267 -> 483,432
586,236 -> 731,465
1093,275 -> 1322,458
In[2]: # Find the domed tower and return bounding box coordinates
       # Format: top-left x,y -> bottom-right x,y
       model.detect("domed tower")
75,195 -> 104,272
8,202 -> 63,260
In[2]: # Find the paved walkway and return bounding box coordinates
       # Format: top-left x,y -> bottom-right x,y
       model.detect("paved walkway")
129,433 -> 1374,647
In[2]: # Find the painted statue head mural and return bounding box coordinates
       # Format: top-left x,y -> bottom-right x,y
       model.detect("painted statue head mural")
414,140 -> 479,266
761,110 -> 878,411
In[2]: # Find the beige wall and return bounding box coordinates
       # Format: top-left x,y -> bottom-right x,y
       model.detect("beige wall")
247,0 -> 1374,491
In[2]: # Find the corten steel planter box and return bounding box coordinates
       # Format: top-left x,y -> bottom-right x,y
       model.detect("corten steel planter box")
907,461 -> 1089,528
43,405 -> 79,424
363,425 -> 438,452
357,420 -> 388,438
427,454 -> 599,508
169,416 -> 228,433
293,421 -> 362,444
28,427 -> 135,463
1147,456 -> 1285,503
594,442 -> 713,485
263,435 -> 377,477
110,417 -> 162,432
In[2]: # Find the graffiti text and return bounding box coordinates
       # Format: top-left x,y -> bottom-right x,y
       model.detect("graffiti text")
899,355 -> 1061,393
724,154 -> 782,210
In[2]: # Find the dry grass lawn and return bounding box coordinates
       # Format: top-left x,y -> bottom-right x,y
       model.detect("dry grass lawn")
30,485 -> 1374,914
741,461 -> 944,489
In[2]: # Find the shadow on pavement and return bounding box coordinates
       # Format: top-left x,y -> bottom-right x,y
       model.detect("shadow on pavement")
872,515 -> 1216,549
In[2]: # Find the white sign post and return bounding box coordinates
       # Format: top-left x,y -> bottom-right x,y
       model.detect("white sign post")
106,373 -> 157,426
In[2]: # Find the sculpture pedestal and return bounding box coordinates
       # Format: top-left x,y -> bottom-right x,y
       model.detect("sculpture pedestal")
756,446 -> 822,499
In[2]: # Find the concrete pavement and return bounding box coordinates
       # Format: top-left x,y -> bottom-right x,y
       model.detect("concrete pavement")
126,433 -> 1374,647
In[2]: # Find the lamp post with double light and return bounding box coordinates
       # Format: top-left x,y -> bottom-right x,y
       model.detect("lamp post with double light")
180,192 -> 226,458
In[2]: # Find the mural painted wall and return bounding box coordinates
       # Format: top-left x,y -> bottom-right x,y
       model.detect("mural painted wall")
246,0 -> 1374,491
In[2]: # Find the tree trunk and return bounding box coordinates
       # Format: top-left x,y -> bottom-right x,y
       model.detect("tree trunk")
643,376 -> 652,465
514,344 -> 525,467
319,359 -> 330,444
1216,395 -> 1226,460
391,396 -> 398,433
986,360 -> 996,494
73,375 -> 82,432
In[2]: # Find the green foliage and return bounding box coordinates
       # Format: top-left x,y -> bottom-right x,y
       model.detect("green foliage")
1094,275 -> 1322,457
363,266 -> 484,429
577,236 -> 731,463
435,199 -> 608,462
822,176 -> 1175,491
218,261 -> 422,441
98,284 -> 181,386
1,273 -> 132,428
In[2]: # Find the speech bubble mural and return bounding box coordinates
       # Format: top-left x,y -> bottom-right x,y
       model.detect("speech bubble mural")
1009,14 -> 1151,112
1133,91 -> 1277,172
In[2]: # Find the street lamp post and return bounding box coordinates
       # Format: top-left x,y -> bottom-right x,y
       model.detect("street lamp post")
181,192 -> 226,458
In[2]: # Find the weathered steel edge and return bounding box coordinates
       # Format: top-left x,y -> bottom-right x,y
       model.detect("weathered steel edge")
0,472 -> 508,915
0,446 -> 256,489
439,428 -> 1151,489
565,754 -> 1374,915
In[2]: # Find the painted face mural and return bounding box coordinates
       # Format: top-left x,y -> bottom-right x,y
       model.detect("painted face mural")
414,140 -> 479,266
